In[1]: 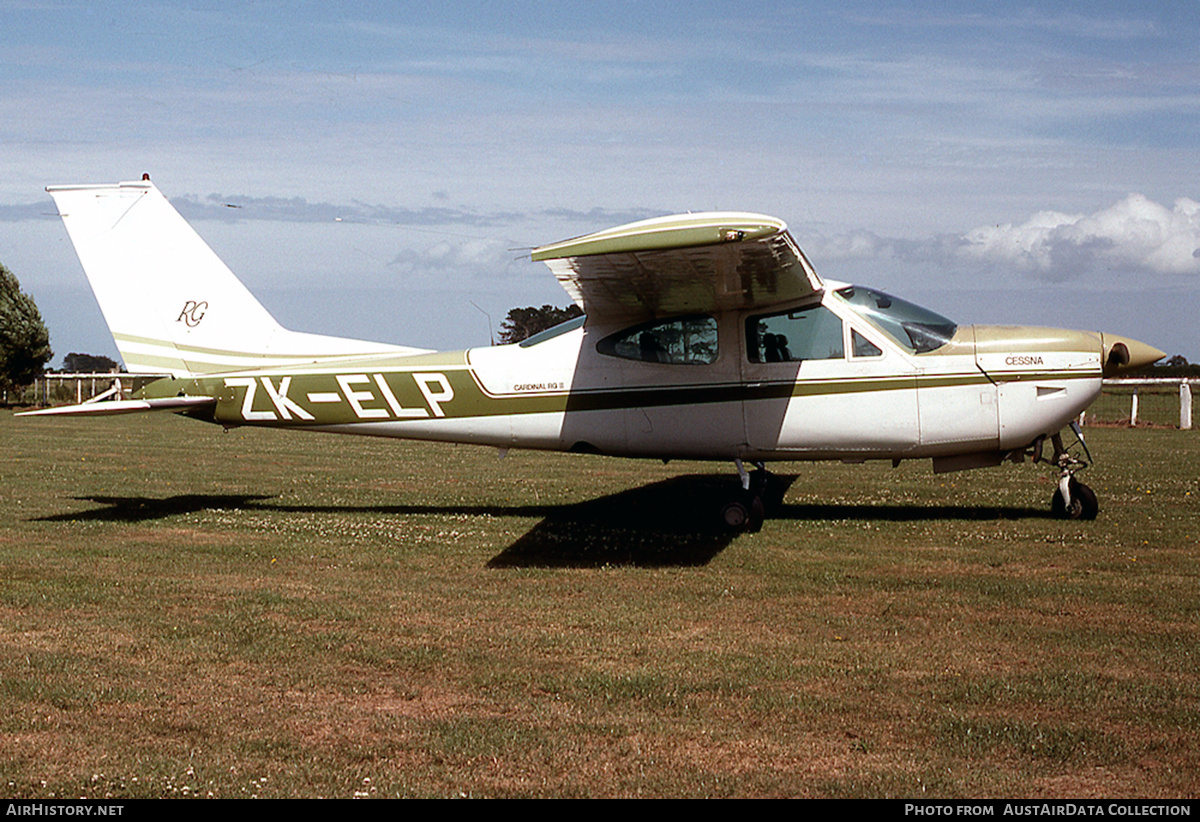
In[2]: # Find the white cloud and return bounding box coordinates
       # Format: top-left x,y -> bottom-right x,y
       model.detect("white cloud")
960,194 -> 1200,280
806,194 -> 1200,284
386,236 -> 516,279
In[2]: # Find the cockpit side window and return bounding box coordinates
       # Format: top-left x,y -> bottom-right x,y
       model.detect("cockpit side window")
596,315 -> 718,364
851,329 -> 882,358
746,304 -> 844,363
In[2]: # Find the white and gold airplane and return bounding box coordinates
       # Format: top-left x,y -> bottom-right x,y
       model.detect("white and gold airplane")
22,178 -> 1164,530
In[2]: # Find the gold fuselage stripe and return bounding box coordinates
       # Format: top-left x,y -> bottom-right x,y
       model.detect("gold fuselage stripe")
150,365 -> 1101,426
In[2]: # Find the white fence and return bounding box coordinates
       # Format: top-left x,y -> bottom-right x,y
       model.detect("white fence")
1091,378 -> 1195,430
7,373 -> 162,407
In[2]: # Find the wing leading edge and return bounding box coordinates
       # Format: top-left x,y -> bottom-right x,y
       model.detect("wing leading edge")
532,212 -> 823,321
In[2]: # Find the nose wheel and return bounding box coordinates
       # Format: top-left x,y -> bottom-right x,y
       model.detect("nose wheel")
1038,423 -> 1099,521
1051,475 -> 1098,521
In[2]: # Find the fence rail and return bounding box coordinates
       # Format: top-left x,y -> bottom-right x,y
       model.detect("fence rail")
4,373 -> 162,407
1090,378 -> 1195,429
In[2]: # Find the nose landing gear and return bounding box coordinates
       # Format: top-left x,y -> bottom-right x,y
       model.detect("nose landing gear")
1052,475 -> 1099,520
1038,422 -> 1098,521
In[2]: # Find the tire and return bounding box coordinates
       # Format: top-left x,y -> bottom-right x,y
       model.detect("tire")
720,499 -> 751,530
1051,478 -> 1098,521
751,471 -> 787,514
719,494 -> 765,532
746,494 -> 765,533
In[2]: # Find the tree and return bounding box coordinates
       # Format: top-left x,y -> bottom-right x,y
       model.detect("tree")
62,352 -> 118,374
0,262 -> 53,395
498,304 -> 583,345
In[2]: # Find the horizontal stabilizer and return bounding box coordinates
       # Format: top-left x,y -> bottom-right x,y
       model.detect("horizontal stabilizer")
16,396 -> 217,418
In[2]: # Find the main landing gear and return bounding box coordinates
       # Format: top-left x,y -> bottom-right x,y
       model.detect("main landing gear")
1033,422 -> 1099,521
721,422 -> 1101,531
719,459 -> 784,532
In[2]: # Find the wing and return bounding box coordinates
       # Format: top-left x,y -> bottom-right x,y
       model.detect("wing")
532,212 -> 822,321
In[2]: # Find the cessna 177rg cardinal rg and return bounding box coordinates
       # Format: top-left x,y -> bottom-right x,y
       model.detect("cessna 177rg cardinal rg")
22,178 -> 1165,531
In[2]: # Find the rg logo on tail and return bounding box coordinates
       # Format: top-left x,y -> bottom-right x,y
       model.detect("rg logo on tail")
177,300 -> 208,327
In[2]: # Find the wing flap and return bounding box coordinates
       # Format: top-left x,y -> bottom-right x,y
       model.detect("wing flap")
533,212 -> 822,320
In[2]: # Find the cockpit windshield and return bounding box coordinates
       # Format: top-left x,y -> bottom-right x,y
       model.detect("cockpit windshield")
834,286 -> 957,354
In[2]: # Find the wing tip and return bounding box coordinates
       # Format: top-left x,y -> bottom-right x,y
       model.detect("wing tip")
46,177 -> 157,194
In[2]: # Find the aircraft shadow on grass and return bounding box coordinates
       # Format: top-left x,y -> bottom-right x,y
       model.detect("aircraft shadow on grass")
35,474 -> 1050,569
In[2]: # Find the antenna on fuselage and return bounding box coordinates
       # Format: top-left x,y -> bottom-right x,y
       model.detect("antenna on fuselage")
469,300 -> 496,346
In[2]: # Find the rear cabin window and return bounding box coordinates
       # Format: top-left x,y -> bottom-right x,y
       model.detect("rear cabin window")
746,304 -> 844,363
597,316 -> 718,365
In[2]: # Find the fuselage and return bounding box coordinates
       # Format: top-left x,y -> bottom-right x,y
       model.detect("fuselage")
146,282 -> 1116,469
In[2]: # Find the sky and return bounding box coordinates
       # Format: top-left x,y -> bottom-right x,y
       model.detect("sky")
2,0 -> 1198,363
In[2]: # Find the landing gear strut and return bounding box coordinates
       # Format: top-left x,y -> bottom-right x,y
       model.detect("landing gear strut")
1037,422 -> 1098,521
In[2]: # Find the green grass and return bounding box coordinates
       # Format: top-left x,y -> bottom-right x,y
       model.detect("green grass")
1,410 -> 1198,797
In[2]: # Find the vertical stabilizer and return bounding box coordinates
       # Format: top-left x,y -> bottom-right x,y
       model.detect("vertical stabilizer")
47,179 -> 425,376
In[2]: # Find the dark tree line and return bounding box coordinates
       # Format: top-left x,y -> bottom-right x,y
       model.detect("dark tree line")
61,352 -> 119,373
498,304 -> 583,345
1147,355 -> 1200,378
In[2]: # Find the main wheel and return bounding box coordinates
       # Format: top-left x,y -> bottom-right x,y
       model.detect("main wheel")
749,470 -> 787,514
1051,478 -> 1098,521
719,494 -> 765,532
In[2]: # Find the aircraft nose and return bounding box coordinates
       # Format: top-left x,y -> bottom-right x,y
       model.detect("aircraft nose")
1100,333 -> 1165,376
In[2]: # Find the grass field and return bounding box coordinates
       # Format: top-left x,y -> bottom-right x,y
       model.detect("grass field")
2,410 -> 1197,798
